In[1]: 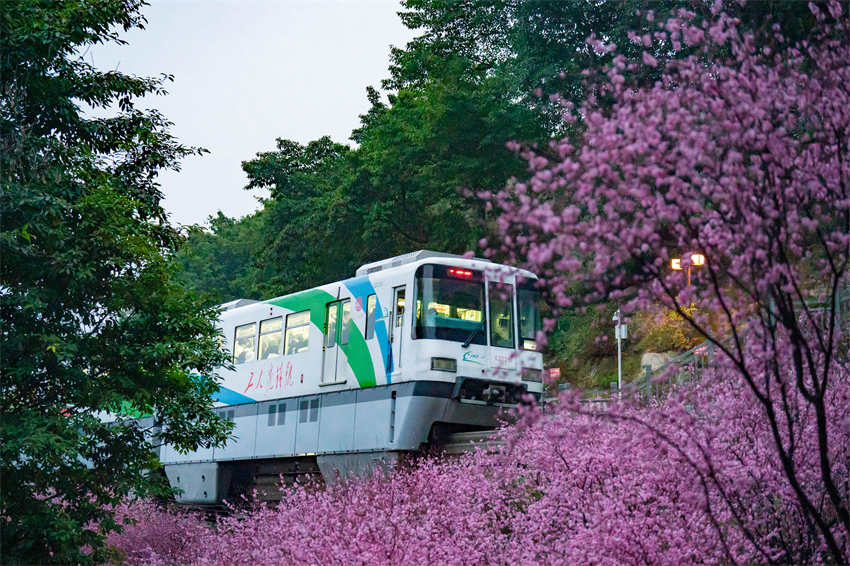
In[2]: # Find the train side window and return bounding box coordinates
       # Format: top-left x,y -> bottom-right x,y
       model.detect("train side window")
324,303 -> 338,349
395,289 -> 405,328
284,311 -> 310,355
267,404 -> 276,426
488,282 -> 515,349
258,317 -> 283,360
365,294 -> 377,340
339,300 -> 352,345
233,322 -> 257,364
518,281 -> 542,351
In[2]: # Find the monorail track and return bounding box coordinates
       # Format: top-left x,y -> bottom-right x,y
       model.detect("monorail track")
175,429 -> 505,513
439,429 -> 502,455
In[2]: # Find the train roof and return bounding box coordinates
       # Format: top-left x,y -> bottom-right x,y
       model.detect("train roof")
355,250 -> 490,276
218,250 -> 536,315
218,298 -> 260,311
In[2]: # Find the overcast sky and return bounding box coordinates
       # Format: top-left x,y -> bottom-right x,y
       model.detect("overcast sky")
88,0 -> 417,227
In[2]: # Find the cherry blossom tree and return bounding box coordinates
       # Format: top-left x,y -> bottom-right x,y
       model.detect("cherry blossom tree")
106,364 -> 849,565
485,2 -> 850,562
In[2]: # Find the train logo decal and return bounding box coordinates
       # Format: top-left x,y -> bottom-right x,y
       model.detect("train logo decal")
462,351 -> 483,365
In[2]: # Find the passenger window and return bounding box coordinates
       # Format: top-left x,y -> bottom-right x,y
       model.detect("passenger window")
488,282 -> 515,349
233,322 -> 257,364
324,303 -> 338,349
258,317 -> 283,360
365,294 -> 377,340
284,311 -> 310,355
395,289 -> 405,328
340,300 -> 352,345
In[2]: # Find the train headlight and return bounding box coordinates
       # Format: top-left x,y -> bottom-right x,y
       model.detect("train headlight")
521,367 -> 542,382
431,357 -> 457,372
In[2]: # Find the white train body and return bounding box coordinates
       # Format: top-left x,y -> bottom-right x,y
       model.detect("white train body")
162,251 -> 543,503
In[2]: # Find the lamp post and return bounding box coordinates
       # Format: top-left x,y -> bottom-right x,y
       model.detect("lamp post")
671,253 -> 706,286
612,309 -> 627,392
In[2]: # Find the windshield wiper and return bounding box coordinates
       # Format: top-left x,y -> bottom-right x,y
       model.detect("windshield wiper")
462,327 -> 482,348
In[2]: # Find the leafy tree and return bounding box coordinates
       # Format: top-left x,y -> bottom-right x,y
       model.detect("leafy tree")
241,136 -> 359,295
0,1 -> 231,563
388,0 -> 820,111
175,211 -> 269,305
351,67 -> 546,254
388,0 -> 660,113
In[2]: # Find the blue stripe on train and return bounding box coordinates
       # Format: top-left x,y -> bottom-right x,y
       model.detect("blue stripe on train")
343,275 -> 392,384
212,386 -> 255,405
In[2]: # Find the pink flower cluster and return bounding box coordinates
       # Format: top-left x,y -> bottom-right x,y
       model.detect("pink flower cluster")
108,361 -> 849,565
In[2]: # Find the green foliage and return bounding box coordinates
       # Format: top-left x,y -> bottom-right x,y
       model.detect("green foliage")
352,66 -> 546,252
634,307 -> 704,353
0,1 -> 231,563
547,306 -> 620,388
546,304 -> 703,389
175,211 -> 268,304
388,0 -> 664,117
243,136 -> 360,295
389,0 -> 820,109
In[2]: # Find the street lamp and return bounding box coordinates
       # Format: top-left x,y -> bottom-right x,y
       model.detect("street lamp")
671,253 -> 706,286
612,309 -> 627,393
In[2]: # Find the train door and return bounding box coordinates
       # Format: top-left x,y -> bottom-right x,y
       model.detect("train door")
322,299 -> 350,384
336,299 -> 353,383
389,286 -> 405,375
323,301 -> 340,383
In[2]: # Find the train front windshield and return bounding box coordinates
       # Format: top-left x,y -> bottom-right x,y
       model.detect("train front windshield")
414,264 -> 487,346
517,280 -> 541,351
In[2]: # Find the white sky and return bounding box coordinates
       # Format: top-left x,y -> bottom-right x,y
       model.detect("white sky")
88,0 -> 417,227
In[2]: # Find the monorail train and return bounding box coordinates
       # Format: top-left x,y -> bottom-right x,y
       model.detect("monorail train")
161,250 -> 543,504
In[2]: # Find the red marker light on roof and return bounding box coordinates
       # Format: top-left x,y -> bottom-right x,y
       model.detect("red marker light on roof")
448,268 -> 473,278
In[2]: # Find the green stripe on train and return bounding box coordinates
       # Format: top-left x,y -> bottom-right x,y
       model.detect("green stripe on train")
266,289 -> 377,388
